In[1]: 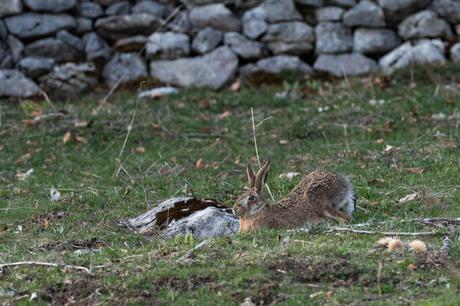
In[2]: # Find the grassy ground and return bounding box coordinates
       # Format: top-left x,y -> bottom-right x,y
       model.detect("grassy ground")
1,66 -> 460,305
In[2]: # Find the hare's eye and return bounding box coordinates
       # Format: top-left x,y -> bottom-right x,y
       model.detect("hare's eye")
248,195 -> 256,201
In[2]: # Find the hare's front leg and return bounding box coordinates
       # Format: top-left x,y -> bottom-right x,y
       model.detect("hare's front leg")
323,208 -> 351,224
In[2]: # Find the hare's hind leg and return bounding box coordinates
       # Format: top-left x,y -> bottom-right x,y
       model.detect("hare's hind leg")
323,208 -> 351,224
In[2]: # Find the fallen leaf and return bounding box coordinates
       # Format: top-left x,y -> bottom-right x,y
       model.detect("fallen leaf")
63,132 -> 72,144
196,158 -> 206,169
368,178 -> 385,185
407,263 -> 417,271
198,99 -> 210,109
16,152 -> 32,164
22,119 -> 35,126
0,144 -> 3,151
383,144 -> 398,154
324,291 -> 334,298
406,167 -> 424,174
374,139 -> 385,144
135,146 -> 145,154
75,135 -> 87,144
43,218 -> 49,229
398,192 -> 419,204
230,79 -> 241,91
279,139 -> 288,145
218,110 -> 232,119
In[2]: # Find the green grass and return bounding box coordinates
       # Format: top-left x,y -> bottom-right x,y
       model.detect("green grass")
1,65 -> 460,305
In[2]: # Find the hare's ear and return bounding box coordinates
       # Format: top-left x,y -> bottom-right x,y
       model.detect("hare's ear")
247,162 -> 256,189
255,160 -> 270,192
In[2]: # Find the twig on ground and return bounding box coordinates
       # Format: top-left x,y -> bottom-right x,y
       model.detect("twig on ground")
177,239 -> 211,263
250,107 -> 275,202
352,217 -> 460,228
326,227 -> 437,236
0,261 -> 92,275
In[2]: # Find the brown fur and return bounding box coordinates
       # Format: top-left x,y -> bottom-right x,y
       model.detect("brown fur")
234,164 -> 354,233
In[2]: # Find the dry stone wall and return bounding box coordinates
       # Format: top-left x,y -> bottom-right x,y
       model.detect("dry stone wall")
1,0 -> 460,98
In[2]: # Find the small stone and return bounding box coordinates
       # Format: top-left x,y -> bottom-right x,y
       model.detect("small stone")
103,53 -> 148,86
76,18 -> 93,35
18,56 -> 55,78
398,10 -> 453,40
430,0 -> 460,23
0,0 -> 22,17
192,27 -> 223,54
84,32 -> 112,63
242,18 -> 267,39
113,35 -> 148,52
377,0 -> 431,23
39,62 -> 98,98
224,32 -> 265,59
315,22 -> 352,54
79,2 -> 104,18
23,0 -> 76,13
146,32 -> 190,59
314,53 -> 378,77
316,6 -> 345,22
353,28 -> 401,54
150,46 -> 238,89
0,69 -> 39,97
105,1 -> 131,16
24,38 -> 81,63
343,0 -> 385,27
451,43 -> 460,62
241,55 -> 312,77
243,0 -> 302,23
132,1 -> 165,18
7,35 -> 24,62
57,30 -> 85,52
189,4 -> 241,32
5,13 -> 76,40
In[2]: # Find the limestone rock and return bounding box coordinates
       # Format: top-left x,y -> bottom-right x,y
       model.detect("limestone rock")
23,0 -> 76,12
84,32 -> 112,63
243,0 -> 302,23
5,13 -> 76,40
114,35 -> 148,52
105,1 -> 131,15
316,6 -> 345,22
398,10 -> 453,40
189,4 -> 241,32
76,18 -> 93,35
379,40 -> 446,73
241,55 -> 312,77
343,0 -> 385,27
0,69 -> 39,97
150,46 -> 238,89
24,38 -> 81,63
430,0 -> 460,23
224,32 -> 265,59
132,1 -> 165,17
0,0 -> 22,17
39,62 -> 98,97
146,32 -> 190,59
354,28 -> 401,54
79,2 -> 104,18
377,0 -> 431,23
242,18 -> 267,40
7,35 -> 24,62
103,53 -> 148,86
95,13 -> 161,40
315,22 -> 352,54
57,30 -> 85,52
314,53 -> 378,77
192,27 -> 223,54
18,56 -> 55,78
450,42 -> 460,62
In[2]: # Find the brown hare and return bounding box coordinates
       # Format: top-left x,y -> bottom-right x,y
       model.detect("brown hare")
233,160 -> 355,232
